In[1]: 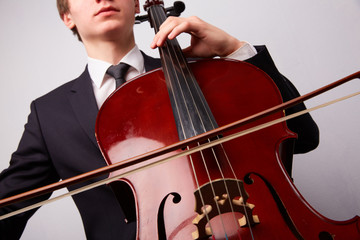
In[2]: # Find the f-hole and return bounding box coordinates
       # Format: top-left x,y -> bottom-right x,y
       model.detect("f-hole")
157,192 -> 182,240
319,231 -> 334,240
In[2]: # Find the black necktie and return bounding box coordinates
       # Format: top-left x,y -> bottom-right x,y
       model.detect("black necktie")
106,63 -> 130,88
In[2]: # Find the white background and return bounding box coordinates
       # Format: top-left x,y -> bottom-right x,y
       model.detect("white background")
0,0 -> 359,239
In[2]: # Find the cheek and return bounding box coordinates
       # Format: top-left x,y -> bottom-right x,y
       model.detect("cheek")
67,1 -> 93,24
70,9 -> 92,29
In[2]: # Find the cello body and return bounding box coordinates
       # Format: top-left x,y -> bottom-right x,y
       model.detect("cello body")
96,59 -> 360,239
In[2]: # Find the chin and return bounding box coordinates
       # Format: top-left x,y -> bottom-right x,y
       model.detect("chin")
103,19 -> 132,34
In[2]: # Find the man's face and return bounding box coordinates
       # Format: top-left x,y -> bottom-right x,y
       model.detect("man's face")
63,0 -> 140,42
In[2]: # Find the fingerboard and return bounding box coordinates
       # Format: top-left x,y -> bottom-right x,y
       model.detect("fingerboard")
146,3 -> 219,141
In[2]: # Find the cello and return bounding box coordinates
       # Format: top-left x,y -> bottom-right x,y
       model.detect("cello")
0,1 -> 359,239
95,0 -> 360,239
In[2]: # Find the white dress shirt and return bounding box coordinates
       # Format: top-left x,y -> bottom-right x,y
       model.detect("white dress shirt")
88,43 -> 257,108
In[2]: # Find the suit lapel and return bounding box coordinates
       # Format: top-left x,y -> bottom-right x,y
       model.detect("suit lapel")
66,54 -> 161,148
68,67 -> 99,148
142,51 -> 162,71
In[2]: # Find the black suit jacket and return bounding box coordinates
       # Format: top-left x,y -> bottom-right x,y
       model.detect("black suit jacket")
0,47 -> 318,240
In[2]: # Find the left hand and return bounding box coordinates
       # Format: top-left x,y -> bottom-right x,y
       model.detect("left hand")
150,16 -> 245,58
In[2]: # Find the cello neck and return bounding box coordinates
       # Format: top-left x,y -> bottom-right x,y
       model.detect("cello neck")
144,1 -> 218,141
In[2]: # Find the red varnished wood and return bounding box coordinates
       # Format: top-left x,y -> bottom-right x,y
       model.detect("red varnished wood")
96,59 -> 360,239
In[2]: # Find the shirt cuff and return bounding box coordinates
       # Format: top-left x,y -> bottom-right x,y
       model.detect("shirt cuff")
224,42 -> 257,61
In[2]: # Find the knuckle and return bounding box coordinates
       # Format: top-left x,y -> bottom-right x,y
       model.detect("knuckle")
188,16 -> 201,22
166,16 -> 178,24
187,16 -> 205,28
181,21 -> 191,28
167,16 -> 176,21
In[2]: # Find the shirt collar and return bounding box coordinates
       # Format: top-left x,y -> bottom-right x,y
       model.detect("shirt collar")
88,45 -> 144,88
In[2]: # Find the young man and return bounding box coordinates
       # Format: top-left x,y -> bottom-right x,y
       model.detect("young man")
0,0 -> 319,239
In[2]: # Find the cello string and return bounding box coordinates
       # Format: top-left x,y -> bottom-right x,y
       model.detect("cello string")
196,141 -> 230,238
208,140 -> 256,239
163,27 -> 251,238
187,147 -> 216,236
163,34 -> 225,239
152,8 -> 189,140
158,22 -> 254,236
152,7 -> 218,236
163,27 -> 238,239
1,90 -> 359,221
207,140 -> 247,238
152,6 -> 223,236
150,6 -> 232,237
158,11 -> 256,235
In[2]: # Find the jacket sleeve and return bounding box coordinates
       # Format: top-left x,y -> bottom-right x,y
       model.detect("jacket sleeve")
245,45 -> 319,154
0,101 -> 60,240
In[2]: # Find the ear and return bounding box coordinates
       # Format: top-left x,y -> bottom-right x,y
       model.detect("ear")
62,12 -> 76,30
134,0 -> 140,14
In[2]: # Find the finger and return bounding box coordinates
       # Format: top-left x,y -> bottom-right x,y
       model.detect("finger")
166,16 -> 206,41
151,17 -> 198,48
167,21 -> 195,40
150,17 -> 181,48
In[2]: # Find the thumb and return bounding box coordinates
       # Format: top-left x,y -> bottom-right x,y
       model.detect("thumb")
182,46 -> 195,58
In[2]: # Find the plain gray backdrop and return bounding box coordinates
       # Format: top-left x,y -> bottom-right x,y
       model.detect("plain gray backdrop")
0,0 -> 359,239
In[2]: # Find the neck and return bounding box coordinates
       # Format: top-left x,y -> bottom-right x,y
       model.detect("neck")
83,34 -> 136,65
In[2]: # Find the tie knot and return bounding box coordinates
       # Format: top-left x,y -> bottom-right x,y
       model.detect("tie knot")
106,63 -> 130,88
